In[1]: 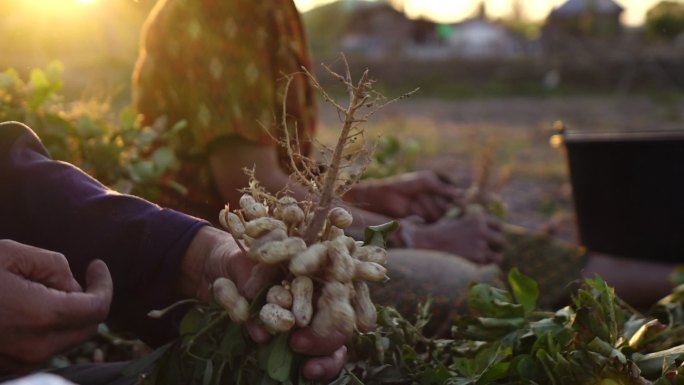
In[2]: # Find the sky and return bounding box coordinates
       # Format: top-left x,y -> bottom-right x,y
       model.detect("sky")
293,0 -> 669,26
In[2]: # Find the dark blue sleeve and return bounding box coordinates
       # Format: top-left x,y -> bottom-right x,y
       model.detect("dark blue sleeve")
0,121 -> 208,346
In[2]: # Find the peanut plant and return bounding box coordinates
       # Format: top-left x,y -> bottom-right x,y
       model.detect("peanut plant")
124,56 -> 414,385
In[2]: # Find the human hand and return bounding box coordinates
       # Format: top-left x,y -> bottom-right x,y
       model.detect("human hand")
348,170 -> 462,223
178,227 -> 349,381
403,207 -> 505,265
177,226 -> 280,301
0,240 -> 113,373
246,324 -> 349,381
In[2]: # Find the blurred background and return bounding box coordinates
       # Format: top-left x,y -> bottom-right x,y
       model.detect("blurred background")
1,0 -> 683,241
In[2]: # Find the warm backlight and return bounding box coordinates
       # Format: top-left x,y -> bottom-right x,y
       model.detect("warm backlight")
17,0 -> 101,15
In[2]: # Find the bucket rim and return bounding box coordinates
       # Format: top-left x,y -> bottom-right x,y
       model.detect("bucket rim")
562,129 -> 684,143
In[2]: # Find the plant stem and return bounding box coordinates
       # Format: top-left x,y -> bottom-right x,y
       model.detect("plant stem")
303,68 -> 370,244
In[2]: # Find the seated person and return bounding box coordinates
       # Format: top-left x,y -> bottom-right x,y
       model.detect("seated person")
132,0 -> 677,333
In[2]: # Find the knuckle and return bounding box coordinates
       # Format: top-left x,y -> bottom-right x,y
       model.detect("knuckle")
46,250 -> 69,267
0,239 -> 16,247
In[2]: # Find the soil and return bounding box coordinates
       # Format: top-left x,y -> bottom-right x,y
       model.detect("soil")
317,94 -> 684,243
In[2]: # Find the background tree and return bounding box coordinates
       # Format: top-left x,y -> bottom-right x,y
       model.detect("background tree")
645,0 -> 684,40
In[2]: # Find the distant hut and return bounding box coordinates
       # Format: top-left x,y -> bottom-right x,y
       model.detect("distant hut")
339,2 -> 438,58
441,2 -> 528,59
340,2 -> 413,56
545,0 -> 624,39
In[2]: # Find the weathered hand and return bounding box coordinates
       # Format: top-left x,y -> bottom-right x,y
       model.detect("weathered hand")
348,170 -> 462,223
244,325 -> 349,381
289,328 -> 349,381
177,226 -> 280,302
178,227 -> 349,381
406,207 -> 505,265
0,240 -> 113,374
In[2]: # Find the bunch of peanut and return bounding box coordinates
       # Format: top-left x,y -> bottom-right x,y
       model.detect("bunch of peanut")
213,193 -> 388,337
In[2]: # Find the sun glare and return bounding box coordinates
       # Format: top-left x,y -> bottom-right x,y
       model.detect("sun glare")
18,0 -> 98,16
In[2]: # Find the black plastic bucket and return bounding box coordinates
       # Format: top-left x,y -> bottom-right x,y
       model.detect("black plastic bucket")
560,130 -> 684,263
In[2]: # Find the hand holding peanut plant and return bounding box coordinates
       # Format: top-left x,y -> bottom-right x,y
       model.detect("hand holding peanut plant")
217,193 -> 387,338
125,57 -> 410,384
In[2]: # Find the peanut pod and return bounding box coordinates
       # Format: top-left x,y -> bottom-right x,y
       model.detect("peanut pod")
353,245 -> 388,265
240,194 -> 268,220
259,303 -> 295,333
289,243 -> 328,276
354,260 -> 388,282
212,277 -> 249,323
250,228 -> 287,251
338,235 -> 357,253
311,305 -> 335,337
266,284 -> 293,309
219,209 -> 245,238
318,282 -> 355,335
280,204 -> 305,225
352,281 -> 377,332
328,207 -> 353,229
327,238 -> 355,282
244,217 -> 287,238
291,276 -> 313,327
326,226 -> 345,241
251,237 -> 307,264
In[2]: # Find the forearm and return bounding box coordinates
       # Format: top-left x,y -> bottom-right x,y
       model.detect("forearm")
0,122 -> 207,345
583,253 -> 675,308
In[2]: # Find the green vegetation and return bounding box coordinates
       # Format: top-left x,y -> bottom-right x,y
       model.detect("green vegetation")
646,1 -> 684,41
125,269 -> 684,384
0,61 -> 184,200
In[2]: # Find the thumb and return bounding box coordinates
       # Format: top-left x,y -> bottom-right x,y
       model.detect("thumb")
85,259 -> 113,300
54,259 -> 113,328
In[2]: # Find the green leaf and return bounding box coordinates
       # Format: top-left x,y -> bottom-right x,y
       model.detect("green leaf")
121,342 -> 173,378
152,147 -> 176,172
137,127 -> 160,148
165,180 -> 189,195
258,372 -> 279,385
417,361 -> 451,384
202,360 -> 214,385
477,317 -> 526,329
150,344 -> 186,385
453,357 -> 477,377
467,283 -> 524,319
508,268 -> 538,314
510,354 -> 540,380
119,106 -> 140,129
327,374 -> 352,385
364,221 -> 400,247
267,332 -> 293,382
586,337 -> 626,364
476,362 -> 510,384
211,361 -> 227,385
180,307 -> 204,337
0,68 -> 19,89
131,160 -> 156,182
45,60 -> 64,83
219,323 -> 246,360
168,119 -> 188,134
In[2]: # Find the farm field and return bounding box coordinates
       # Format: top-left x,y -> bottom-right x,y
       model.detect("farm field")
317,94 -> 684,243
